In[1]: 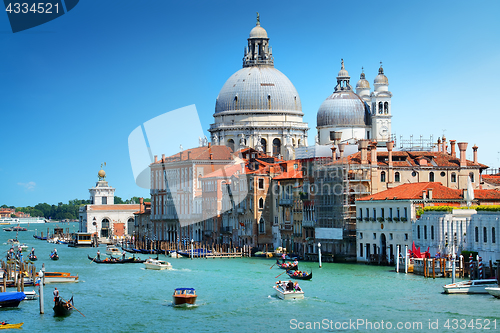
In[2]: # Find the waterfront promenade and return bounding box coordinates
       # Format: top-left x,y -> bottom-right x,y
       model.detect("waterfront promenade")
1,223 -> 499,332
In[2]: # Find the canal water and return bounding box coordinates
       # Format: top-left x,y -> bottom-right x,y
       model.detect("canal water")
2,222 -> 499,332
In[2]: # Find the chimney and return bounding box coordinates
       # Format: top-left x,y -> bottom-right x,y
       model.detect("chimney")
422,190 -> 427,200
208,142 -> 211,148
442,135 -> 447,153
457,142 -> 468,167
338,143 -> 346,159
450,140 -> 456,158
370,143 -> 377,166
331,146 -> 337,161
179,151 -> 183,160
154,155 -> 158,163
472,144 -> 478,164
161,154 -> 165,162
187,151 -> 191,160
437,137 -> 442,152
359,140 -> 368,164
139,197 -> 144,213
330,131 -> 342,145
386,141 -> 394,167
428,189 -> 433,200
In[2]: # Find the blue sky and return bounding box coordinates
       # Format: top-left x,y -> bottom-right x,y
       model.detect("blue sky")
1,0 -> 499,207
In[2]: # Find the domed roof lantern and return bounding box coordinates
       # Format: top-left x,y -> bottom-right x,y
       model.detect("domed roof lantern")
356,67 -> 370,90
374,62 -> 389,85
334,59 -> 352,92
244,13 -> 273,67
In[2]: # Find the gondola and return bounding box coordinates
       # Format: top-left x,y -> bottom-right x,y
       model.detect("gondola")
121,247 -> 166,255
53,296 -> 73,317
276,259 -> 298,270
33,235 -> 47,240
50,253 -> 59,260
28,253 -> 37,261
87,255 -> 146,264
286,270 -> 312,280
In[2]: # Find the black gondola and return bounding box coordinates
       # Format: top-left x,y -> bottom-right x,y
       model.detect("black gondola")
121,247 -> 167,255
87,255 -> 146,264
276,259 -> 298,270
50,253 -> 59,260
286,270 -> 312,280
28,254 -> 37,261
53,296 -> 73,317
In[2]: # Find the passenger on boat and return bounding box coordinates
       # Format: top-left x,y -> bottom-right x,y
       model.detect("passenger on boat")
122,251 -> 126,260
294,283 -> 301,292
287,280 -> 294,291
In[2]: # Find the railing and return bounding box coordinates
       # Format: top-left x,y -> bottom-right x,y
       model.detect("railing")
279,199 -> 293,206
302,220 -> 315,227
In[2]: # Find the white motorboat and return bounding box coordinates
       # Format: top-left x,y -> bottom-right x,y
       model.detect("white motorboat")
23,290 -> 38,300
443,279 -> 498,294
273,281 -> 304,300
106,245 -> 122,257
37,271 -> 79,284
144,258 -> 172,270
485,287 -> 500,298
169,251 -> 184,258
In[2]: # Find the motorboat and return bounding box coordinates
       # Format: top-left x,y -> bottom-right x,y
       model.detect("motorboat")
273,281 -> 304,300
485,287 -> 500,298
37,271 -> 79,283
170,251 -> 184,258
443,279 -> 498,294
0,292 -> 26,308
106,245 -> 122,257
173,288 -> 197,306
0,323 -> 23,329
7,238 -> 19,246
23,290 -> 38,300
19,244 -> 28,252
144,258 -> 172,270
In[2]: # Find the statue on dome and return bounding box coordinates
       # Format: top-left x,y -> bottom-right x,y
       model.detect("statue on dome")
98,162 -> 106,181
256,12 -> 260,25
203,136 -> 208,146
212,133 -> 219,145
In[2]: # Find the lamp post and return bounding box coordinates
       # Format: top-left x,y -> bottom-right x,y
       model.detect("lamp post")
318,242 -> 322,268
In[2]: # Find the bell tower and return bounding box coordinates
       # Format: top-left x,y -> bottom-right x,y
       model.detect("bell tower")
371,63 -> 392,142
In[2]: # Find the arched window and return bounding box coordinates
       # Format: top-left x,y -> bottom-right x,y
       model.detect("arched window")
267,94 -> 271,109
395,172 -> 400,182
451,172 -> 457,183
101,218 -> 110,238
259,217 -> 265,233
380,171 -> 386,183
378,102 -> 383,114
484,227 -> 487,243
429,172 -> 435,182
261,138 -> 267,154
384,102 -> 389,114
272,138 -> 281,156
469,172 -> 474,183
234,95 -> 238,109
227,139 -> 235,153
258,198 -> 264,209
475,226 -> 479,242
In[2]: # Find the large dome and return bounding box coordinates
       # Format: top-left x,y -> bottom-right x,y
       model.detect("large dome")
215,66 -> 302,114
317,91 -> 370,127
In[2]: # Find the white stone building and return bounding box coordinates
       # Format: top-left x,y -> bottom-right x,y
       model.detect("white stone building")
208,15 -> 309,159
79,167 -> 139,242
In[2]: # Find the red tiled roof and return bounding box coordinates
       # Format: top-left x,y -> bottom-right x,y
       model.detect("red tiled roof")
346,151 -> 488,169
274,169 -> 303,180
202,163 -> 245,179
482,175 -> 500,186
153,145 -> 233,164
474,189 -> 500,200
357,182 -> 463,201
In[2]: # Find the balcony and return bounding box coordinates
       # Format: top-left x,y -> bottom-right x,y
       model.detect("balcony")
279,199 -> 293,206
280,224 -> 292,231
302,220 -> 316,228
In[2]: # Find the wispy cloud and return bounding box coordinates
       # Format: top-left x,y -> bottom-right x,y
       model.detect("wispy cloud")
18,181 -> 36,191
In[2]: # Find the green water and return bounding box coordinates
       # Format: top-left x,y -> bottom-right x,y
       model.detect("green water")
1,223 -> 499,332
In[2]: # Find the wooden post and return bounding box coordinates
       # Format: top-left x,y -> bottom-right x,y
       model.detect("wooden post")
432,259 -> 436,279
489,260 -> 493,278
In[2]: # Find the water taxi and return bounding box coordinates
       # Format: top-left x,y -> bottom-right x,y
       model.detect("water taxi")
173,288 -> 197,306
273,281 -> 304,300
38,271 -> 79,283
144,258 -> 172,270
443,279 -> 498,294
106,245 -> 122,257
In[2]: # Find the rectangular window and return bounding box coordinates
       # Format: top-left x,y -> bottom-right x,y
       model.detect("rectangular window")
389,208 -> 393,219
405,233 -> 408,241
373,208 -> 376,220
373,233 -> 376,240
381,208 -> 385,218
389,233 -> 393,240
366,208 -> 369,219
102,197 -> 107,205
431,226 -> 434,240
417,225 -> 420,239
424,225 -> 427,240
493,227 -> 496,244
397,208 -> 400,219
258,178 -> 264,189
359,208 -> 363,220
359,243 -> 363,257
404,207 -> 408,219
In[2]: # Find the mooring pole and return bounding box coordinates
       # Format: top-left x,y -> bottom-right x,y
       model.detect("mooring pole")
396,245 -> 400,273
39,264 -> 45,314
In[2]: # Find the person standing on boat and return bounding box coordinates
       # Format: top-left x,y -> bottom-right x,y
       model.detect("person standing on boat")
30,247 -> 35,256
122,251 -> 126,260
53,287 -> 59,303
282,253 -> 286,263
97,250 -> 100,260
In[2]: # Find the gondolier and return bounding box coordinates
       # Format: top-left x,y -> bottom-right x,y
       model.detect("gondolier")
53,288 -> 59,302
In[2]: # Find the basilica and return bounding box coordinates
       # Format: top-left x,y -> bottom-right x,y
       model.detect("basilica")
209,15 -> 393,155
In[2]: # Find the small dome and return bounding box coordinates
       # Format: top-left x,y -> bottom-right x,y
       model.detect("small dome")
317,91 -> 370,127
98,169 -> 106,178
337,59 -> 349,78
356,72 -> 370,90
249,25 -> 268,38
374,65 -> 388,85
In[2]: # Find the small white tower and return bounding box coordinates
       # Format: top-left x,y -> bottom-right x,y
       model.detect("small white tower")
355,67 -> 371,105
89,164 -> 115,205
371,63 -> 392,142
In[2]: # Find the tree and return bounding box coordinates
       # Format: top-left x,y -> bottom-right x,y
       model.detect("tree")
114,196 -> 124,204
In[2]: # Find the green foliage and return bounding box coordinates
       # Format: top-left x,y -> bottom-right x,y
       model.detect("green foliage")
377,217 -> 384,222
114,196 -> 124,204
420,205 -> 500,214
